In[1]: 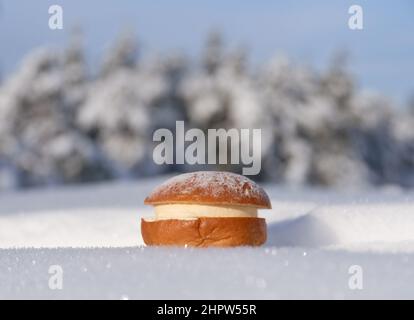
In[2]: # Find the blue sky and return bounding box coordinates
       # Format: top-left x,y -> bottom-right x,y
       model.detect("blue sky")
0,0 -> 413,105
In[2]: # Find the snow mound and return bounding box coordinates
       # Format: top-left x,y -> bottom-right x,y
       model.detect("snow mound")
0,180 -> 414,253
0,208 -> 145,248
268,204 -> 414,250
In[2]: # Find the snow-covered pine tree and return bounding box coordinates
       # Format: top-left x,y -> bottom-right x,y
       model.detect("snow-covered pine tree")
0,32 -> 413,190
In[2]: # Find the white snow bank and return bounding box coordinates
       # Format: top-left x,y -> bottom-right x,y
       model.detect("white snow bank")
267,204 -> 414,252
0,208 -> 145,248
0,179 -> 413,252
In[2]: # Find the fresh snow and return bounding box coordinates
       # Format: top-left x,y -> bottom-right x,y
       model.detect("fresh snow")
2,247 -> 414,299
0,178 -> 414,299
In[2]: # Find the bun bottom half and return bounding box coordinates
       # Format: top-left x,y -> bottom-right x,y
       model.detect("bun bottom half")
141,217 -> 266,247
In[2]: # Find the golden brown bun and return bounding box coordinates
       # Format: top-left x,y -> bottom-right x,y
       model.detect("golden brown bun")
144,171 -> 271,209
141,217 -> 266,247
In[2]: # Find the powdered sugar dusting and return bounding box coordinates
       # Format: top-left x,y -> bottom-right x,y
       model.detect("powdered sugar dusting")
145,171 -> 271,208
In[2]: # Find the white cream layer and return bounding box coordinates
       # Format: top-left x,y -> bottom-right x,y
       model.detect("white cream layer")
154,204 -> 258,220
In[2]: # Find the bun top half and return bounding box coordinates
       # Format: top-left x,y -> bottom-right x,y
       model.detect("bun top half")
144,171 -> 271,209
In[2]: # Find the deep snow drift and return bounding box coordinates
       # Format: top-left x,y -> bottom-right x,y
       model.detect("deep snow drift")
1,178 -> 414,299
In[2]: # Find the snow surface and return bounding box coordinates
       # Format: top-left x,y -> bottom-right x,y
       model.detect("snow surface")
1,177 -> 414,299
2,247 -> 414,299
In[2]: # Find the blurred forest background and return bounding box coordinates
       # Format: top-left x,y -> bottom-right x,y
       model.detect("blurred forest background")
0,29 -> 413,191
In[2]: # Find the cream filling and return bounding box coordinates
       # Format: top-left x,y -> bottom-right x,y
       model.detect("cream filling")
154,204 -> 258,220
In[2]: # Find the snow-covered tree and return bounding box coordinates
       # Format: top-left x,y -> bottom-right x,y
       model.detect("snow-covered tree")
0,31 -> 412,190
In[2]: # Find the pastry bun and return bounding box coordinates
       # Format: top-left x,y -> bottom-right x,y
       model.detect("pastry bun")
142,171 -> 271,247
